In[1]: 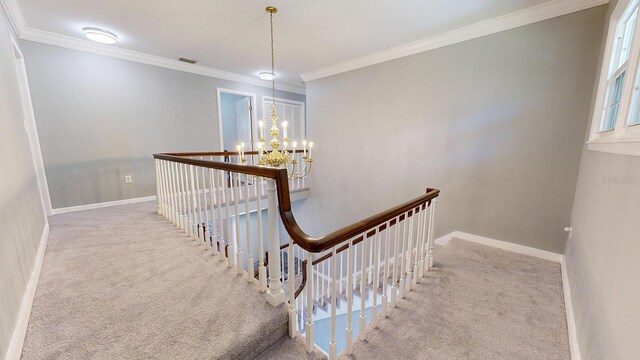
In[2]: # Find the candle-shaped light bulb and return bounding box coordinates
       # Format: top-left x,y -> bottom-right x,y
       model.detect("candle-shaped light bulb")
292,141 -> 297,149
308,141 -> 313,158
236,145 -> 241,160
240,142 -> 245,159
282,121 -> 288,139
303,140 -> 307,157
258,120 -> 264,140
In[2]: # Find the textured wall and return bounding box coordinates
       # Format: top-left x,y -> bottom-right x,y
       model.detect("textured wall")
19,41 -> 305,209
0,9 -> 47,359
294,7 -> 606,254
566,1 -> 640,359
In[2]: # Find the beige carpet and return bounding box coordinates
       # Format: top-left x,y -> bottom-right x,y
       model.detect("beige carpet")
21,201 -> 288,360
341,238 -> 570,360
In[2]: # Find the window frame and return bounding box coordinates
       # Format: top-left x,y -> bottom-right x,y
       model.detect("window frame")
589,0 -> 640,156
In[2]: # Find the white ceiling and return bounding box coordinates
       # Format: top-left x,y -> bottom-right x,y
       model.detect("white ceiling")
14,0 -> 586,89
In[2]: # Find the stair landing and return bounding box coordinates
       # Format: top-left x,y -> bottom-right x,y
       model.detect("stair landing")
21,201 -> 287,359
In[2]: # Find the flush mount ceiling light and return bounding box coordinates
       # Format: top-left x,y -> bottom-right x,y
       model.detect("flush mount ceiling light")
258,71 -> 276,81
83,27 -> 118,44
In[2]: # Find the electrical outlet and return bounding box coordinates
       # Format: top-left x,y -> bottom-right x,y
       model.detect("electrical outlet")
125,175 -> 132,183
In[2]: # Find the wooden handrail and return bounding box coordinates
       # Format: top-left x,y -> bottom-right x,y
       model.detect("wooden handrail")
153,152 -> 440,255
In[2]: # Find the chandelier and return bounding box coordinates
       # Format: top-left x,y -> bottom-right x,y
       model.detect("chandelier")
238,6 -> 314,179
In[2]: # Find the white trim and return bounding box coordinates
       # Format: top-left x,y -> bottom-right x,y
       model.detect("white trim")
434,231 -> 580,359
300,0 -> 608,81
0,0 -> 25,37
17,27 -> 305,95
434,231 -> 563,262
561,257 -> 582,360
216,88 -> 258,152
5,223 -> 49,360
10,33 -> 53,216
50,195 -> 156,215
0,0 -> 305,95
588,0 -> 640,156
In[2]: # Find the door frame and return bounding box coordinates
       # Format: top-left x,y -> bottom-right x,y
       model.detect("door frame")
216,88 -> 257,152
10,33 -> 52,216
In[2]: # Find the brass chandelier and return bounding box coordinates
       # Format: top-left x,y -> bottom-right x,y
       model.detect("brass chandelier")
240,6 -> 314,178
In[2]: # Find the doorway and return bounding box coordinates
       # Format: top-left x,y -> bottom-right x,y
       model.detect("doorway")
11,35 -> 52,216
217,89 -> 257,152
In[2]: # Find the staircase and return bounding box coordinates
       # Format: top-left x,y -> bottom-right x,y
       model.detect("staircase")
153,150 -> 440,359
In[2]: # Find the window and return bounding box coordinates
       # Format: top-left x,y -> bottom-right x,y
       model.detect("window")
590,0 -> 640,156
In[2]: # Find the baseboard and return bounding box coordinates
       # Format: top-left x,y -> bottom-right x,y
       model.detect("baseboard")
435,230 -> 579,359
434,231 -> 563,263
50,195 -> 156,215
5,223 -> 50,360
561,257 -> 581,360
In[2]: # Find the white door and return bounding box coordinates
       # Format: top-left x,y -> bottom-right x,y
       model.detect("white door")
235,97 -> 253,148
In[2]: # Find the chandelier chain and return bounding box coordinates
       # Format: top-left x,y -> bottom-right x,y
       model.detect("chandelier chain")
270,11 -> 276,107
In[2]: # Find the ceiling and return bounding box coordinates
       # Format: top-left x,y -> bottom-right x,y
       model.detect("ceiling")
14,0 -> 588,90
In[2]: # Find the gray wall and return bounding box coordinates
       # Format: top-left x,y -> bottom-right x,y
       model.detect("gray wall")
0,9 -> 47,359
19,42 -> 305,209
566,1 -> 640,359
295,7 -> 606,254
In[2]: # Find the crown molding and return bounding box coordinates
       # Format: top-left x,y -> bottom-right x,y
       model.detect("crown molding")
0,1 -> 305,95
300,0 -> 609,82
19,27 -> 306,94
0,0 -> 26,37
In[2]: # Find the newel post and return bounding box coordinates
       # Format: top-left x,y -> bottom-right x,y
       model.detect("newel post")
266,179 -> 285,306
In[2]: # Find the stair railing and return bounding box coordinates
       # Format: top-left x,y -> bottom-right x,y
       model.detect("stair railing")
153,151 -> 439,359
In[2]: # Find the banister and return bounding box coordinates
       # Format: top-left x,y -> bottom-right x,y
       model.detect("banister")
153,152 -> 440,254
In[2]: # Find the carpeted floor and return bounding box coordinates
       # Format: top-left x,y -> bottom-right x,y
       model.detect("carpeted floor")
21,201 -> 570,359
341,238 -> 570,360
21,201 -> 288,360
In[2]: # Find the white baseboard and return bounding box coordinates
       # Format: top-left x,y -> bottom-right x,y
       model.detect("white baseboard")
5,223 -> 50,360
561,257 -> 581,360
435,230 -> 579,359
434,231 -> 563,263
50,195 -> 156,215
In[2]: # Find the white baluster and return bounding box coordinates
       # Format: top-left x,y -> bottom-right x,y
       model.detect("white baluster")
371,230 -> 379,327
399,213 -> 407,299
155,159 -> 161,214
329,248 -> 337,360
179,163 -> 187,232
428,200 -> 437,269
339,252 -> 344,295
190,165 -> 199,240
359,238 -> 367,340
223,170 -> 233,268
162,161 -> 170,218
195,165 -> 204,243
244,174 -> 254,281
405,210 -> 414,291
173,162 -> 181,226
266,179 -> 285,306
209,169 -> 221,255
167,162 -> 176,224
391,217 -> 399,308
288,238 -> 296,337
305,254 -> 314,352
411,207 -> 420,288
382,223 -> 389,317
418,204 -> 427,278
202,167 -> 211,249
345,239 -> 354,355
232,172 -> 243,274
256,177 -> 267,291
